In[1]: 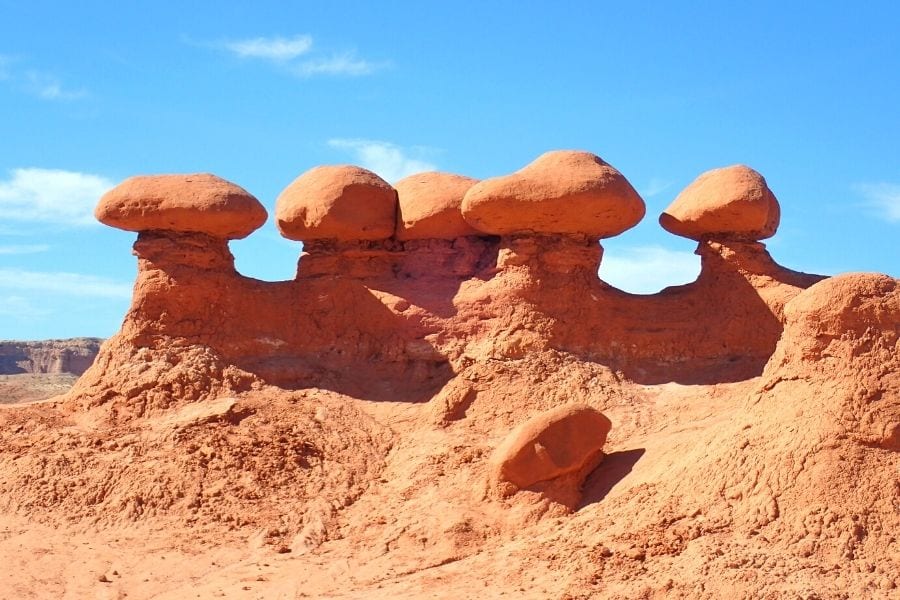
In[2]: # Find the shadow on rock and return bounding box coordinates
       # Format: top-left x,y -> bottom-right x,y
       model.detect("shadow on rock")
578,448 -> 646,509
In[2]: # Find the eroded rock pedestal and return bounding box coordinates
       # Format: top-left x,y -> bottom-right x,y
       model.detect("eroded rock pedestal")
69,154 -> 826,415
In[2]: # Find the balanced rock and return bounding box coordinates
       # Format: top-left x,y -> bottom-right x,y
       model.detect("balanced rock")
95,174 -> 267,239
395,172 -> 481,240
490,403 -> 611,503
660,165 -> 780,241
461,150 -> 645,238
276,166 -> 397,241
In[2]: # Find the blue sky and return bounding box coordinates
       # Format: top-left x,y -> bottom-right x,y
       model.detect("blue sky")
1,1 -> 898,339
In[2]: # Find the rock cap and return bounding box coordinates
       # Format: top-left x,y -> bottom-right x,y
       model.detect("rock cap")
461,150 -> 645,238
395,172 -> 481,240
276,165 -> 397,241
660,165 -> 780,241
95,174 -> 267,239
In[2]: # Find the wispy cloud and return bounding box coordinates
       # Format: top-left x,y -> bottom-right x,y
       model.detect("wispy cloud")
599,245 -> 700,294
209,34 -> 386,78
0,168 -> 114,226
0,268 -> 132,299
0,244 -> 50,255
639,177 -> 674,199
0,55 -> 87,101
328,139 -> 437,183
857,183 -> 900,222
0,295 -> 51,319
223,34 -> 313,61
292,53 -> 384,78
24,70 -> 88,100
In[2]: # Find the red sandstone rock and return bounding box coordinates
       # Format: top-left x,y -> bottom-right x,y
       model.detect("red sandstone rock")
490,404 -> 611,499
772,272 -> 900,449
660,165 -> 780,240
3,153 -> 898,599
395,172 -> 481,240
95,173 -> 267,239
781,271 -> 899,341
275,165 -> 397,241
461,150 -> 645,237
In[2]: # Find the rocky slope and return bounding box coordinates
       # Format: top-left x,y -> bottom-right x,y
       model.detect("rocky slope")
0,152 -> 896,599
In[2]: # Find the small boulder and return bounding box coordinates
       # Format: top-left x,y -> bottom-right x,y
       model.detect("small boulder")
490,403 -> 611,504
461,150 -> 645,238
395,172 -> 481,240
660,165 -> 780,240
276,165 -> 396,241
95,174 -> 267,239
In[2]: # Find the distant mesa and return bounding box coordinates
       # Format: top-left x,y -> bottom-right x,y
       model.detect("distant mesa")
659,165 -> 780,241
275,165 -> 397,242
394,172 -> 481,240
461,150 -> 646,238
0,338 -> 102,376
95,173 -> 267,239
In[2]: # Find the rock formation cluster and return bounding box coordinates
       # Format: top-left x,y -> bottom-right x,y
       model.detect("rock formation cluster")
0,150 -> 897,598
69,150 -> 824,417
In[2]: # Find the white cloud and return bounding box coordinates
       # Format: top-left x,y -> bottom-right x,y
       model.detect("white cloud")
208,34 -> 383,78
292,53 -> 386,78
0,268 -> 132,299
857,183 -> 900,222
638,177 -> 674,199
223,34 -> 313,61
0,56 -> 87,101
0,168 -> 115,226
328,139 -> 437,183
0,295 -> 51,319
23,70 -> 87,101
599,245 -> 700,294
0,244 -> 50,255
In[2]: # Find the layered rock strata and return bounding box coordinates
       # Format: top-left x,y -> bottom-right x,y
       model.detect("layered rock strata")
0,338 -> 101,375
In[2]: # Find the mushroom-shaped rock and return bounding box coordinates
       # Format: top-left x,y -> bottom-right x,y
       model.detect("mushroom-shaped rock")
95,174 -> 267,239
660,165 -> 780,240
395,172 -> 481,240
276,165 -> 397,241
461,150 -> 645,238
490,404 -> 611,502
